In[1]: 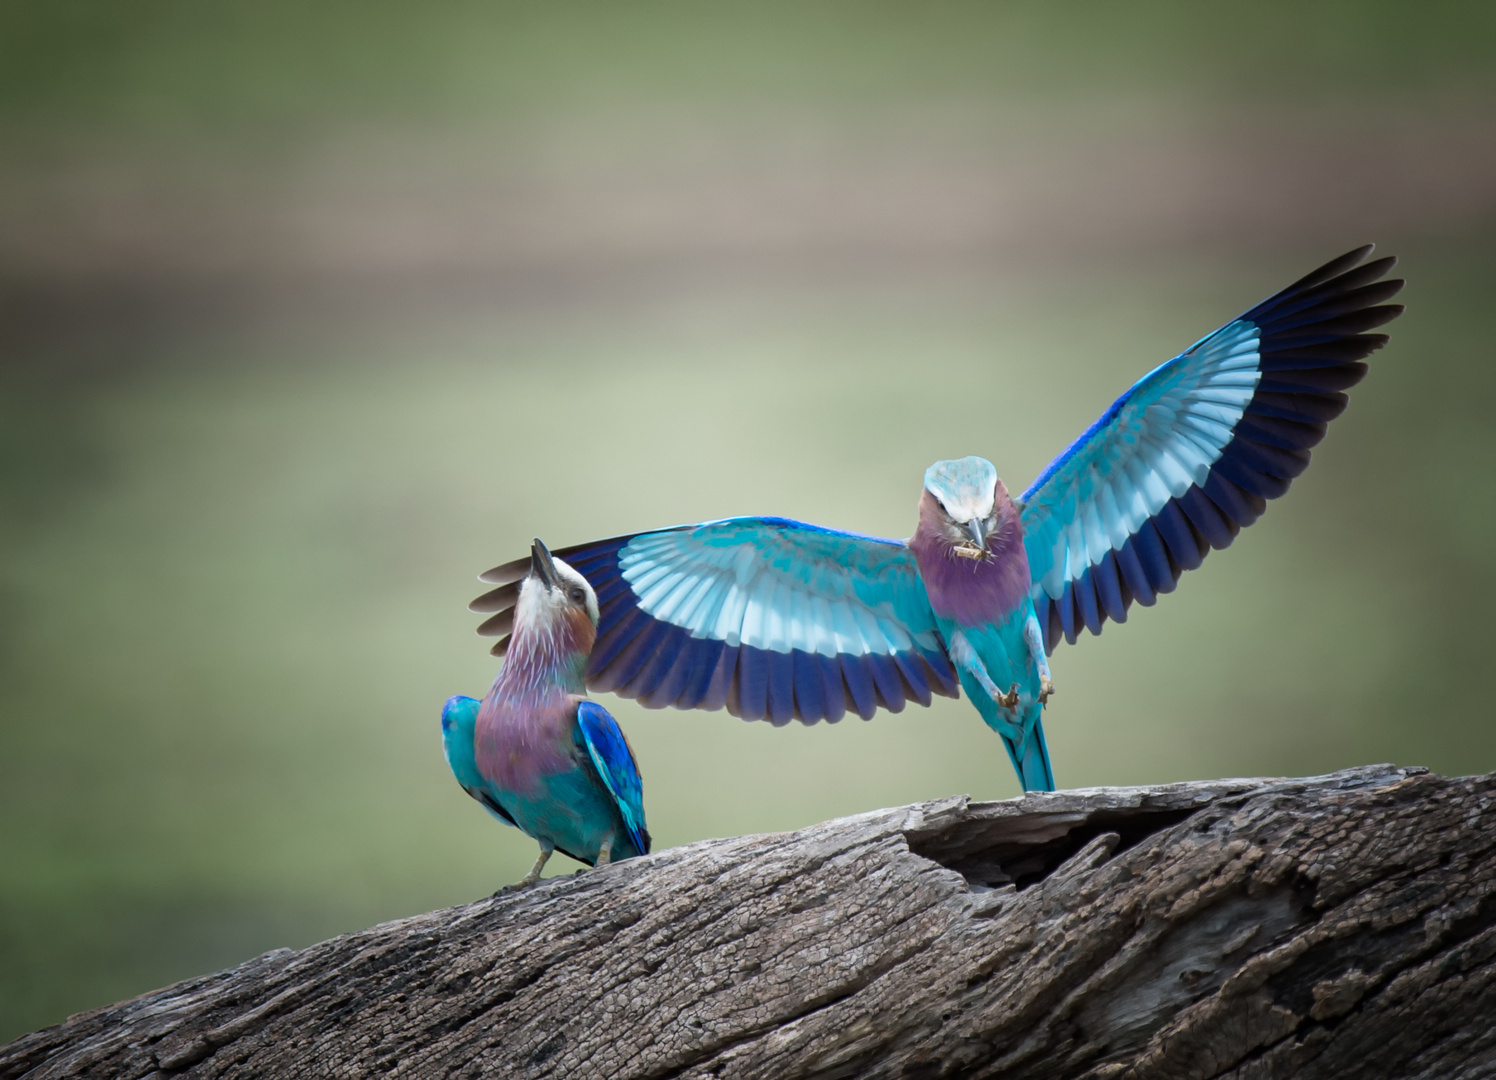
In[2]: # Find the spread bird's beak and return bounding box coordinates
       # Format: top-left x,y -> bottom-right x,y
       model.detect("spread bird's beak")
961,517 -> 987,550
529,538 -> 559,589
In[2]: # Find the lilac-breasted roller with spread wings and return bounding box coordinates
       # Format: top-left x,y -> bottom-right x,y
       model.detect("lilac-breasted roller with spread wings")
443,539 -> 649,887
470,247 -> 1403,793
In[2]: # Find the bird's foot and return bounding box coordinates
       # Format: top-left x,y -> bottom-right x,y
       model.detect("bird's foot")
1038,674 -> 1055,706
513,847 -> 553,889
995,683 -> 1020,709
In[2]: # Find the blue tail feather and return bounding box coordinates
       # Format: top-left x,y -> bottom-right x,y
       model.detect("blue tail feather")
1001,717 -> 1056,793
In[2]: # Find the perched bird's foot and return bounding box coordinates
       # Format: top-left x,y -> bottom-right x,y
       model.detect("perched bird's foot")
1038,675 -> 1055,706
514,846 -> 553,888
996,683 -> 1020,709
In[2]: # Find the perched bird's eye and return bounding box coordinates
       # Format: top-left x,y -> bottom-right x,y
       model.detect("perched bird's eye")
568,586 -> 586,605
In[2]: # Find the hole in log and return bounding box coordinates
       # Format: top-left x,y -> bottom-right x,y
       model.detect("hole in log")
906,805 -> 1201,890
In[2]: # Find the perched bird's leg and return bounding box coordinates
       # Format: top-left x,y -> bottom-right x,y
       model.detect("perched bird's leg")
518,841 -> 555,887
1024,613 -> 1055,706
950,632 -> 1018,712
595,834 -> 615,868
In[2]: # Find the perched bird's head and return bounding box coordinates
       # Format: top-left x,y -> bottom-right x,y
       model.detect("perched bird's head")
514,537 -> 600,649
922,456 -> 1006,559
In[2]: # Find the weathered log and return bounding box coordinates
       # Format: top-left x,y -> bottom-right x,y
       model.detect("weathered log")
4,765 -> 1494,1079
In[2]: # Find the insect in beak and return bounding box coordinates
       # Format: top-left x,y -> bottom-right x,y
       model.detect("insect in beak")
954,518 -> 987,559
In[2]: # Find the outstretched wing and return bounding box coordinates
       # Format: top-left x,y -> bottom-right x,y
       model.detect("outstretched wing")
575,700 -> 650,856
472,517 -> 958,726
1020,245 -> 1403,652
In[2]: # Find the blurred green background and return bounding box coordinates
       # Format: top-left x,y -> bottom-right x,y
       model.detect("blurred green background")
3,0 -> 1495,1042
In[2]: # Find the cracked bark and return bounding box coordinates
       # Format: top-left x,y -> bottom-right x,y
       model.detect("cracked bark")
4,765 -> 1495,1080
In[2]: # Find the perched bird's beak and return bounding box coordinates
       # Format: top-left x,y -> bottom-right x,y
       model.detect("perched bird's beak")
529,538 -> 559,590
961,517 -> 987,550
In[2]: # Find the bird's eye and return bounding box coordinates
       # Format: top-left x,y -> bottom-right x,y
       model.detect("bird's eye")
569,586 -> 586,604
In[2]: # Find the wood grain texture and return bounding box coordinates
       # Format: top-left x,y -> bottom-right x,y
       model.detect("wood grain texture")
4,765 -> 1494,1080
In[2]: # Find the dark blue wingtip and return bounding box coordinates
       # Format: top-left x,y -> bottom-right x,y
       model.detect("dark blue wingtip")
441,694 -> 480,732
628,823 -> 652,858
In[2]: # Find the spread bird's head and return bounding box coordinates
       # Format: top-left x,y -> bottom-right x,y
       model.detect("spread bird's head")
921,456 -> 1008,559
511,538 -> 600,667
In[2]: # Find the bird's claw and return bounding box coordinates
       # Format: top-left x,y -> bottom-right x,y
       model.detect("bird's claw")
1038,675 -> 1055,706
509,847 -> 553,890
996,683 -> 1020,709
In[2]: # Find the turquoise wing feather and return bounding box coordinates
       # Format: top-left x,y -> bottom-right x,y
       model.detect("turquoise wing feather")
474,517 -> 959,725
439,694 -> 517,828
575,700 -> 650,857
1020,245 -> 1402,651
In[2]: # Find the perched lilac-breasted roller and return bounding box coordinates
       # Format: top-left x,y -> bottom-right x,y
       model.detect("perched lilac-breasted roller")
471,247 -> 1403,793
442,539 -> 649,887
